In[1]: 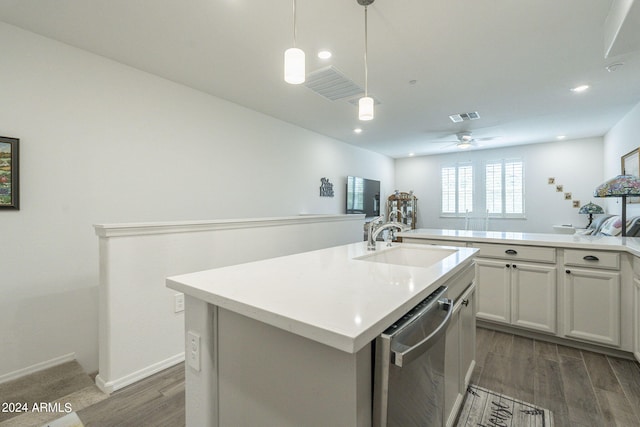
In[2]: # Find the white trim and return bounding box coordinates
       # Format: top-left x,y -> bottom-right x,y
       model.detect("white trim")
94,214 -> 365,238
95,353 -> 185,394
0,352 -> 76,384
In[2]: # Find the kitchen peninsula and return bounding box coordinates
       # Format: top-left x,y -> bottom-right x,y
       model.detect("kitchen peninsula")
398,229 -> 640,364
167,241 -> 477,427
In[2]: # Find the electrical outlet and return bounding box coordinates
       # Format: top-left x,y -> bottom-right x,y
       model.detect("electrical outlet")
174,293 -> 185,313
187,331 -> 200,371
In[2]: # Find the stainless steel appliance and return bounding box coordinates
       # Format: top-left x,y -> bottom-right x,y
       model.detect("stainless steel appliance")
373,285 -> 453,427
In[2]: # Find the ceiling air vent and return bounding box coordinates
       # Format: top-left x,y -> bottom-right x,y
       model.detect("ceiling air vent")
449,112 -> 480,123
304,66 -> 366,101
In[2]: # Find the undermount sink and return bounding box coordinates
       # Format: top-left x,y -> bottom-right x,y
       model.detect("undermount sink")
354,245 -> 457,268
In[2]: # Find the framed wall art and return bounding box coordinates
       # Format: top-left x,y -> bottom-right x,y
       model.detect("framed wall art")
0,136 -> 19,210
621,147 -> 640,203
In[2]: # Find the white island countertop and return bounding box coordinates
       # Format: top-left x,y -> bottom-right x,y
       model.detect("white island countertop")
167,241 -> 477,354
398,228 -> 640,256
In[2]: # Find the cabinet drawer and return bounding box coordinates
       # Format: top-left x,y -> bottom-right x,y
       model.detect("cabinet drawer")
564,249 -> 620,270
471,243 -> 556,263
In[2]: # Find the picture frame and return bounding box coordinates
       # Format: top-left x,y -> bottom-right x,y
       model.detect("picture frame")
621,147 -> 640,203
0,136 -> 19,210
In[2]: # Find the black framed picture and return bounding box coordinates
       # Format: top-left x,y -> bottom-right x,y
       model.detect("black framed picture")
0,136 -> 19,210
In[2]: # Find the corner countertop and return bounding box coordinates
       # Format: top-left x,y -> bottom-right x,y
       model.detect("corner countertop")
166,241 -> 477,354
398,228 -> 640,256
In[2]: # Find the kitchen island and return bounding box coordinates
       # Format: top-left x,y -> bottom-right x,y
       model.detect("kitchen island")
167,241 -> 477,427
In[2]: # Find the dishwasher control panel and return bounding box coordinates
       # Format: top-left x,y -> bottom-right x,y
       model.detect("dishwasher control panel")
383,285 -> 448,335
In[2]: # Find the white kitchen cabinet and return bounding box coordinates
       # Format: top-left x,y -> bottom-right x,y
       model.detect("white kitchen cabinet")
459,284 -> 476,388
634,275 -> 640,362
511,262 -> 557,333
475,258 -> 511,323
444,283 -> 477,427
475,257 -> 556,333
563,267 -> 621,347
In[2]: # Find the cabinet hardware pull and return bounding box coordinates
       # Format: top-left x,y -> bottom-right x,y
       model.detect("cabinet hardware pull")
512,264 -> 517,269
506,264 -> 511,268
505,249 -> 518,255
461,299 -> 469,306
566,269 -> 571,274
583,255 -> 599,261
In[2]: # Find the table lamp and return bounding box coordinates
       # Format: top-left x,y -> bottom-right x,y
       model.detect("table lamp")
578,202 -> 604,228
594,174 -> 640,236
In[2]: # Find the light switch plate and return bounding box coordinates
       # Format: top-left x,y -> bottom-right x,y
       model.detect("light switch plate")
187,331 -> 200,371
174,293 -> 185,313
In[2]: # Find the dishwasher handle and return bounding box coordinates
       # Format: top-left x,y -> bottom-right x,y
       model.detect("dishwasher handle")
390,298 -> 453,368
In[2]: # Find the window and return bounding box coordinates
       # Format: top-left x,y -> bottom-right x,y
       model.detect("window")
485,159 -> 524,217
441,159 -> 524,218
441,163 -> 473,215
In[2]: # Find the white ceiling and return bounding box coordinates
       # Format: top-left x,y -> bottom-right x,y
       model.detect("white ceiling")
1,0 -> 639,158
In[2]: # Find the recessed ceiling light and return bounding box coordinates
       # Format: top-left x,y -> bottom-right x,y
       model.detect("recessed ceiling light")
557,135 -> 566,140
317,50 -> 332,59
570,84 -> 590,93
354,128 -> 362,134
408,152 -> 415,157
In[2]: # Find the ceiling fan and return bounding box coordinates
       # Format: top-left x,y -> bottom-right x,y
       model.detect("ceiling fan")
435,131 -> 500,150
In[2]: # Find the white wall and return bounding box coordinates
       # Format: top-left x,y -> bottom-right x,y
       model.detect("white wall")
0,23 -> 394,379
604,101 -> 640,217
394,138 -> 604,233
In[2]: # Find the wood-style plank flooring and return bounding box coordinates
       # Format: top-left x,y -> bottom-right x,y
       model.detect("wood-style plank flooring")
473,328 -> 640,427
3,327 -> 640,426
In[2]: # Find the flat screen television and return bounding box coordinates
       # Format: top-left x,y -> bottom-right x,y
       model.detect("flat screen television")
346,176 -> 380,218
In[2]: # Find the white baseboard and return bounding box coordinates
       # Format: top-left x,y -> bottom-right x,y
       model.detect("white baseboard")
95,353 -> 185,394
0,352 -> 76,384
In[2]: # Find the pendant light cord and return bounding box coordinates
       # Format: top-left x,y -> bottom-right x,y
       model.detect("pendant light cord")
293,0 -> 297,48
364,5 -> 368,97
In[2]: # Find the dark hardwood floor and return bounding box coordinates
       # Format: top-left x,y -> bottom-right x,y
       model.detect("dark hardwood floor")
2,327 -> 639,426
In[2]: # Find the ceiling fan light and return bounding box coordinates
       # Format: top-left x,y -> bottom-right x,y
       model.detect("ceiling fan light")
284,48 -> 305,84
457,142 -> 472,149
359,96 -> 374,121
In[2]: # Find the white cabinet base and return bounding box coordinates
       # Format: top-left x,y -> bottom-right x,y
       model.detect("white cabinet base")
634,277 -> 640,363
185,296 -> 372,427
563,268 -> 621,347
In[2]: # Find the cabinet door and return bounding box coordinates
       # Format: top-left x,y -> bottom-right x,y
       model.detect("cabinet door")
459,284 -> 476,388
511,262 -> 557,333
634,276 -> 640,363
475,258 -> 511,324
564,267 -> 621,346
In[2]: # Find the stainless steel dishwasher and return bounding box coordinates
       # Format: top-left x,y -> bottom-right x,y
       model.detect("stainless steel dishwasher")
373,285 -> 453,427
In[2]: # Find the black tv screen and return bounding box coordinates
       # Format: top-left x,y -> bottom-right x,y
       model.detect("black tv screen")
346,176 -> 380,218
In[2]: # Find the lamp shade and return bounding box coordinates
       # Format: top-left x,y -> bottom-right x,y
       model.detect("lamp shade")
594,175 -> 640,197
359,96 -> 374,121
284,47 -> 305,84
578,202 -> 604,215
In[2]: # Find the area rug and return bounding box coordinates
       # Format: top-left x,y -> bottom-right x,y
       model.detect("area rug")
457,385 -> 554,427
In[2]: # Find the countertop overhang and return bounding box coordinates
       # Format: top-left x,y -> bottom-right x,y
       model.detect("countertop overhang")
398,228 -> 640,256
167,241 -> 477,354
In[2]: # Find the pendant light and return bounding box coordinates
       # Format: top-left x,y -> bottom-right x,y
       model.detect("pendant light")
284,0 -> 305,84
358,0 -> 375,121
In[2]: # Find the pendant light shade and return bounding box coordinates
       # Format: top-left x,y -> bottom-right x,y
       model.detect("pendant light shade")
359,96 -> 374,121
284,47 -> 305,84
358,0 -> 375,121
284,0 -> 305,84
